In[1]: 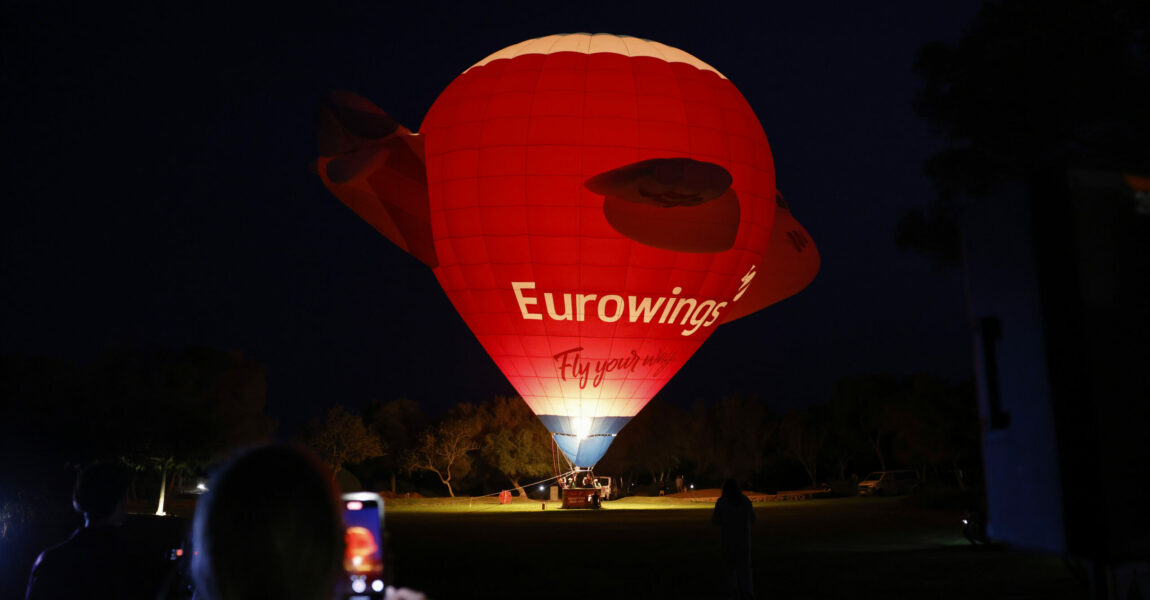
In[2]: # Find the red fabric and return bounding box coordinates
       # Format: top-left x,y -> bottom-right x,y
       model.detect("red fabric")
420,51 -> 775,421
718,199 -> 820,324
316,93 -> 437,268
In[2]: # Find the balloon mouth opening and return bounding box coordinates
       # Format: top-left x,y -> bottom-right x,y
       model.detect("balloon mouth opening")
572,416 -> 592,439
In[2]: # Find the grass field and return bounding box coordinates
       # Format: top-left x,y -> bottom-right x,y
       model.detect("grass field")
383,495 -> 1086,599
0,493 -> 1086,599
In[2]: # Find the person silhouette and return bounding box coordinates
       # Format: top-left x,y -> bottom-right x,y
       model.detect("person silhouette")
191,443 -> 425,600
712,478 -> 756,600
26,462 -> 154,600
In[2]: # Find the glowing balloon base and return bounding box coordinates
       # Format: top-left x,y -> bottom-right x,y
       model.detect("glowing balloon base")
553,434 -> 616,468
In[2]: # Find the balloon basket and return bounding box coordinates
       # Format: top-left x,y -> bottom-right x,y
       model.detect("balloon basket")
560,488 -> 603,509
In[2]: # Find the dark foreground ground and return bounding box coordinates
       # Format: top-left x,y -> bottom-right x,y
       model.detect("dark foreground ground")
385,496 -> 1087,599
2,495 -> 1086,599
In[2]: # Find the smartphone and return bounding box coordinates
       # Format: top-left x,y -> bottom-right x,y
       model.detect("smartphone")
339,492 -> 385,599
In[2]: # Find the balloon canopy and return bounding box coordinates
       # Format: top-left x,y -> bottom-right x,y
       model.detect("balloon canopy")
316,33 -> 818,468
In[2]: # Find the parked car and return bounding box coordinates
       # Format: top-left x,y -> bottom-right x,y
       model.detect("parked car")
857,470 -> 920,496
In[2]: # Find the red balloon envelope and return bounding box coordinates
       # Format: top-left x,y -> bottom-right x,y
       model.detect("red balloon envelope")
318,34 -> 818,467
718,193 -> 820,324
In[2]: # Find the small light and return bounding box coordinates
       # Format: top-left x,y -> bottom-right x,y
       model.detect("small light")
372,580 -> 385,593
539,485 -> 545,491
347,501 -> 363,510
962,519 -> 968,525
690,484 -> 694,489
351,579 -> 367,594
196,482 -> 208,492
175,549 -> 184,557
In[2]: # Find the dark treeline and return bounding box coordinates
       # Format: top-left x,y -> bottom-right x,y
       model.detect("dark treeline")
599,374 -> 981,494
0,345 -> 981,594
898,0 -> 1150,266
1,347 -> 982,511
2,346 -> 276,509
0,346 -> 276,595
307,375 -> 981,500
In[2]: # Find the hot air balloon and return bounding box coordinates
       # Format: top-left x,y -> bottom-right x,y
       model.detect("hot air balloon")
316,33 -> 818,468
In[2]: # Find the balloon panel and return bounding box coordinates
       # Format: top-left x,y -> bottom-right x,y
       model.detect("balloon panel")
420,35 -> 777,465
719,195 -> 820,324
317,93 -> 437,268
552,431 -> 621,468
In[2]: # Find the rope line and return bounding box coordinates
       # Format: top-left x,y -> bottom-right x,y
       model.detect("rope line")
457,467 -> 608,512
466,471 -> 574,500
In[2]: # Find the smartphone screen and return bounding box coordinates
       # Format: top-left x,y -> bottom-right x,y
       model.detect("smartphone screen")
339,492 -> 385,599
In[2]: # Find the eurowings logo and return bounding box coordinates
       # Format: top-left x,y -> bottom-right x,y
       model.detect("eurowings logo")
511,282 -> 728,336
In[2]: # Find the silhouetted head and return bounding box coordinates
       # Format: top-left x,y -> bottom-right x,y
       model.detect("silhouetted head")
192,444 -> 343,600
72,462 -> 127,522
721,478 -> 742,500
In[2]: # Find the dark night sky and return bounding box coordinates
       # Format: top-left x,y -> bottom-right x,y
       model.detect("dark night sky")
2,2 -> 982,430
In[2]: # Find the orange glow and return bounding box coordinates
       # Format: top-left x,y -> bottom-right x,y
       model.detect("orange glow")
344,526 -> 381,575
1125,174 -> 1150,192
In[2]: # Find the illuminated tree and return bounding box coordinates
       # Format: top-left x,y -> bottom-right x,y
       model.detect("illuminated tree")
403,416 -> 480,497
476,396 -> 551,498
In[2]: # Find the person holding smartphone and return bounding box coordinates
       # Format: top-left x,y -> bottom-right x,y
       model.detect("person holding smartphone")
191,444 -> 424,600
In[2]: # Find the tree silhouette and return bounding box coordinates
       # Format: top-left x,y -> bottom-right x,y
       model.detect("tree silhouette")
602,398 -> 689,486
711,395 -> 777,484
779,407 -> 829,487
2,347 -> 276,516
91,347 -> 276,512
300,405 -> 385,479
890,375 -> 980,486
826,394 -> 868,480
831,374 -> 901,471
365,398 -> 428,492
902,0 -> 1150,265
680,399 -> 719,481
